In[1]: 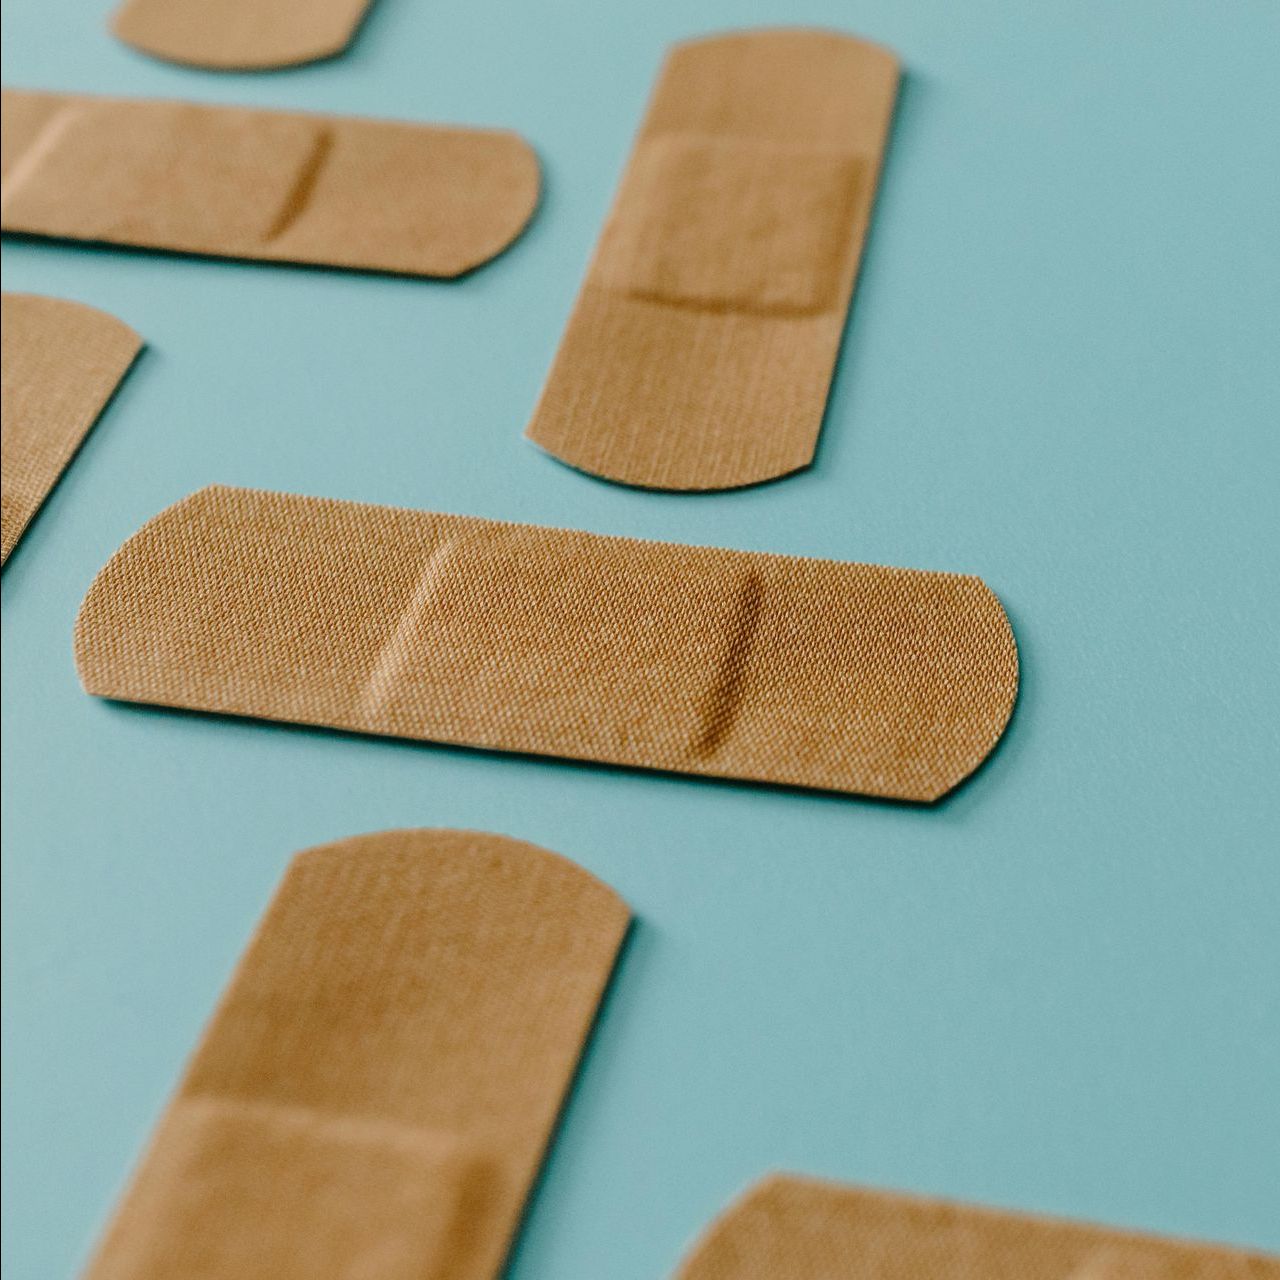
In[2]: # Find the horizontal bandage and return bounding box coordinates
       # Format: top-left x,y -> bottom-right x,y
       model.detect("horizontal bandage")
73,485 -> 1018,801
111,0 -> 375,70
84,829 -> 629,1280
1,294 -> 142,564
0,89 -> 539,277
676,1176 -> 1280,1279
526,28 -> 900,490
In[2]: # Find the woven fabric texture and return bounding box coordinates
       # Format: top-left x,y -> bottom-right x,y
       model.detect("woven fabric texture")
0,89 -> 539,278
675,1176 -> 1280,1279
525,29 -> 899,490
0,293 -> 141,563
84,829 -> 629,1280
74,485 -> 1017,801
111,0 -> 374,70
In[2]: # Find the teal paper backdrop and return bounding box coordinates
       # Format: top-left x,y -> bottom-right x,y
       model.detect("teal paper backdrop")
2,0 -> 1278,1275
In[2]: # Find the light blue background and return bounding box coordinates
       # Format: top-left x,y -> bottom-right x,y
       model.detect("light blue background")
3,0 -> 1278,1275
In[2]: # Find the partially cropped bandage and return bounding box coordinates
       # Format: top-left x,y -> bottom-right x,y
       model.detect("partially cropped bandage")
0,89 -> 538,277
675,1176 -> 1280,1279
74,486 -> 1017,801
1,294 -> 141,564
111,0 -> 375,70
84,829 -> 629,1280
526,29 -> 900,490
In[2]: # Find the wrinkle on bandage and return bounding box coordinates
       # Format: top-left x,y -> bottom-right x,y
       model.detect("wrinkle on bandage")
1,90 -> 64,178
358,536 -> 466,723
84,830 -> 629,1280
691,572 -> 765,759
75,486 -> 1018,801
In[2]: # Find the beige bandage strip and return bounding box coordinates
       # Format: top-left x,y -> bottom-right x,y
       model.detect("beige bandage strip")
0,89 -> 538,278
84,829 -> 629,1280
675,1176 -> 1280,1279
525,28 -> 900,491
111,0 -> 375,71
1,294 -> 142,564
74,485 -> 1017,801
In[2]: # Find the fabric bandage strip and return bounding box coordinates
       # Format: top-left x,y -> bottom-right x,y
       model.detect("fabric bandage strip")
83,828 -> 629,1280
0,88 -> 539,278
73,485 -> 1018,801
674,1176 -> 1280,1279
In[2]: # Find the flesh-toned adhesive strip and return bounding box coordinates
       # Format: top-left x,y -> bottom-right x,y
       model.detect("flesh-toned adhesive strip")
84,829 -> 629,1280
526,28 -> 900,490
74,486 -> 1018,801
0,89 -> 539,278
673,1176 -> 1280,1279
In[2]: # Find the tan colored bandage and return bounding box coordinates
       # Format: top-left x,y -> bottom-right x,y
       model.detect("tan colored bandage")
73,485 -> 1017,801
111,0 -> 375,71
0,89 -> 539,278
675,1176 -> 1280,1279
525,28 -> 900,490
1,294 -> 142,564
84,829 -> 629,1280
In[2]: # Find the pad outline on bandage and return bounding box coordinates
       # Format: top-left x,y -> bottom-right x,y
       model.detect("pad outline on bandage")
73,485 -> 1018,802
525,28 -> 900,491
0,89 -> 539,278
1,293 -> 142,564
111,0 -> 376,71
674,1175 -> 1280,1279
83,829 -> 629,1280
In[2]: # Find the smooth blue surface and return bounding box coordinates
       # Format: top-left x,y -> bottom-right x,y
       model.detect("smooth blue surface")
3,1 -> 1279,1275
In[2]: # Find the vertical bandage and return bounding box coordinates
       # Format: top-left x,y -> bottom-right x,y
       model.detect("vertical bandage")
83,829 -> 629,1280
526,28 -> 900,490
1,89 -> 539,278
